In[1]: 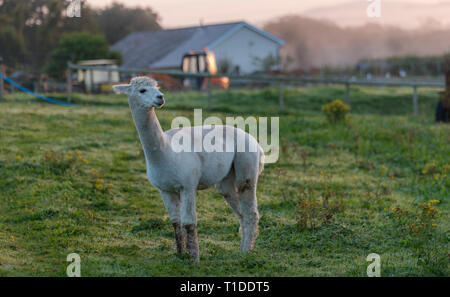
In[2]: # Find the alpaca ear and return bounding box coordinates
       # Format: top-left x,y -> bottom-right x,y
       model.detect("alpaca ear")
112,84 -> 131,94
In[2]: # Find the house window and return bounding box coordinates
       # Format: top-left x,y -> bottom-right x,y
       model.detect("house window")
198,55 -> 206,73
182,58 -> 190,73
182,55 -> 198,73
189,56 -> 198,73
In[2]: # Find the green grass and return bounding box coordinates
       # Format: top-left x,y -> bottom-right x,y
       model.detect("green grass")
0,85 -> 448,276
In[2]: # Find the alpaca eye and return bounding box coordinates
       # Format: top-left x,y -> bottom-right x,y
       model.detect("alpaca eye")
139,89 -> 146,94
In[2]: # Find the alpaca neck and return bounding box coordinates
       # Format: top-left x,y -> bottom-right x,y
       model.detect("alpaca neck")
129,104 -> 167,162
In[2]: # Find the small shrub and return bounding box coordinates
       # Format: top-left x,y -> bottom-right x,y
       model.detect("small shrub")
391,200 -> 441,236
415,163 -> 449,202
296,196 -> 327,230
295,191 -> 344,230
43,149 -> 88,174
414,200 -> 441,233
422,161 -> 438,176
299,148 -> 308,168
321,99 -> 350,124
295,174 -> 345,231
390,201 -> 446,276
90,168 -> 112,193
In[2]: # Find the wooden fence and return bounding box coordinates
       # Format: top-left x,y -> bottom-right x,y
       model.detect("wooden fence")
66,62 -> 446,116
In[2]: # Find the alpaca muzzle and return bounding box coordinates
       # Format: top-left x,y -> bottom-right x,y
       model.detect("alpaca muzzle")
156,95 -> 165,108
156,99 -> 165,108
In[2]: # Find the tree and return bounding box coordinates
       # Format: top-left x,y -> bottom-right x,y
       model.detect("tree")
26,0 -> 99,67
60,1 -> 99,35
0,0 -> 99,68
0,0 -> 33,66
252,54 -> 282,73
96,2 -> 161,45
45,32 -> 122,77
0,0 -> 159,70
0,27 -> 26,67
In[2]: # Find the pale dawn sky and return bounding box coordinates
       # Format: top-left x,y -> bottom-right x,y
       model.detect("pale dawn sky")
87,0 -> 443,28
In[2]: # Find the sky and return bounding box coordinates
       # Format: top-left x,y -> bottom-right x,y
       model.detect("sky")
87,0 -> 441,28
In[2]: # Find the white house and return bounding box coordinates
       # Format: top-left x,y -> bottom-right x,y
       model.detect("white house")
111,21 -> 285,74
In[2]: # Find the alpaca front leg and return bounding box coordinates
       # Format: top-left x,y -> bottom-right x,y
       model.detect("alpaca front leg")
181,189 -> 199,262
184,224 -> 199,261
160,191 -> 186,254
172,222 -> 186,254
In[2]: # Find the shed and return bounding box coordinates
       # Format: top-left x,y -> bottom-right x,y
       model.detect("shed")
77,59 -> 120,91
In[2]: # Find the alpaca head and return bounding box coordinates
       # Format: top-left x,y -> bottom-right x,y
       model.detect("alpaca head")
113,76 -> 165,109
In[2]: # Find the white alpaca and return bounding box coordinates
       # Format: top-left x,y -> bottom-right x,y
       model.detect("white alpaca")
113,77 -> 264,261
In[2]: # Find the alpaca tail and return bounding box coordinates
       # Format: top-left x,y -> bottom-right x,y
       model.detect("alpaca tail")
258,145 -> 265,176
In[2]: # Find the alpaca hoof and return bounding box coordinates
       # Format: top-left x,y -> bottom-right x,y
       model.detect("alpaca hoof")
177,244 -> 186,254
188,244 -> 200,262
189,251 -> 200,262
184,224 -> 200,262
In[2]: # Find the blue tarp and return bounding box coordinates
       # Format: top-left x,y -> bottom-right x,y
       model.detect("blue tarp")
0,72 -> 76,106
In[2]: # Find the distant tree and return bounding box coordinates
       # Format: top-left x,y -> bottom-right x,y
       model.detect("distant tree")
264,15 -> 450,70
0,26 -> 26,67
45,32 -> 122,77
96,2 -> 161,45
60,1 -> 99,34
0,0 -> 159,70
252,54 -> 281,73
26,0 -> 99,67
0,0 -> 32,66
217,58 -> 232,74
0,0 -> 99,68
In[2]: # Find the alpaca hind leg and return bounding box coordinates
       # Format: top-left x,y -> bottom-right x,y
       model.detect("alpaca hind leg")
238,186 -> 259,253
181,188 -> 199,261
160,191 -> 185,254
233,151 -> 260,253
217,169 -> 244,238
217,169 -> 241,219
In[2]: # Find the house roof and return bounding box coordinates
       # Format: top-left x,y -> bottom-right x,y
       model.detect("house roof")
111,21 -> 285,69
78,59 -> 118,66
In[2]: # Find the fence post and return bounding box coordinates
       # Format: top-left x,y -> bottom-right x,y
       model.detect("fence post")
413,85 -> 418,117
345,82 -> 350,106
207,77 -> 212,109
279,82 -> 284,112
67,64 -> 72,103
89,69 -> 94,94
107,68 -> 112,93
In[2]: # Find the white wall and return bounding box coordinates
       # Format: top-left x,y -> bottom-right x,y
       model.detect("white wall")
211,27 -> 280,74
78,67 -> 120,91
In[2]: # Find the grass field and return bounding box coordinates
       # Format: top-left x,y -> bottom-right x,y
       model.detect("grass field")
0,85 -> 448,276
